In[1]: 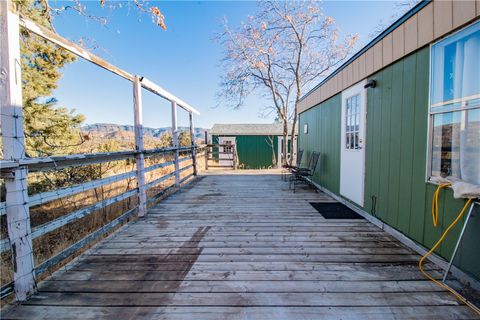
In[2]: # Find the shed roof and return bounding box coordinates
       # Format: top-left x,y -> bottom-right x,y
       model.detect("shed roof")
211,123 -> 296,136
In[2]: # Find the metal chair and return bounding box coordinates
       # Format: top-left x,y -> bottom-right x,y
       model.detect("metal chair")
289,152 -> 320,193
282,149 -> 304,181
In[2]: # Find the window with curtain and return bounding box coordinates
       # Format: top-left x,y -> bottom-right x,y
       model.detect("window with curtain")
345,94 -> 361,150
429,21 -> 480,185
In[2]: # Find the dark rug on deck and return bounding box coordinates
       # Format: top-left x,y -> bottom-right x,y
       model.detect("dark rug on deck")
309,202 -> 364,219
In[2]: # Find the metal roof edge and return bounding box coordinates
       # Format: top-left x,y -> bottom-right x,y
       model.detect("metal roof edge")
211,123 -> 297,136
298,0 -> 431,105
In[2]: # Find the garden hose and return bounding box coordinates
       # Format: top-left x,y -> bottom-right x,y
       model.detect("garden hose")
420,184 -> 480,315
431,183 -> 451,227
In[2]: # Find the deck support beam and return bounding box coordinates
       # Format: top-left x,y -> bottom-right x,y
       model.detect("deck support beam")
0,1 -> 36,301
188,112 -> 197,175
133,76 -> 147,217
171,101 -> 180,186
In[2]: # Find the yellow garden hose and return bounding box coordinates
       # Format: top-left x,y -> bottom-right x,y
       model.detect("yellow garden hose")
420,184 -> 480,315
431,183 -> 451,227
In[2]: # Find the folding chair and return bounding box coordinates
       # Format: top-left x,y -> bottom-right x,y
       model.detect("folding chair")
290,152 -> 320,193
282,149 -> 304,181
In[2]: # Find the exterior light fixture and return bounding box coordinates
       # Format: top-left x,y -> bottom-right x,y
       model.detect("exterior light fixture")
364,79 -> 376,88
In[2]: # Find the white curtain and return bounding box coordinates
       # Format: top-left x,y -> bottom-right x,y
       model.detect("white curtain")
458,34 -> 480,185
431,44 -> 445,105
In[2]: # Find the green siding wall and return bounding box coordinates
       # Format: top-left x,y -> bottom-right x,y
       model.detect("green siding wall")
298,95 -> 342,194
299,47 -> 479,280
212,135 -> 278,169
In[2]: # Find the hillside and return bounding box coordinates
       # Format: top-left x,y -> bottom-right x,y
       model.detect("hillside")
80,123 -> 208,151
83,123 -> 208,139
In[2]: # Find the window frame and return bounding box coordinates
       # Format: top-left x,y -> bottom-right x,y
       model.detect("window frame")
426,20 -> 480,185
344,94 -> 361,151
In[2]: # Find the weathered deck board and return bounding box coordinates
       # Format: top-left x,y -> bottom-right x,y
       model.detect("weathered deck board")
42,269 -> 443,281
20,291 -> 462,306
3,306 -> 476,320
37,279 -> 445,293
3,171 -> 478,319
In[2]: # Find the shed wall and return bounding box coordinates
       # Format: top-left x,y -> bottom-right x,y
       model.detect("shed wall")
212,135 -> 278,169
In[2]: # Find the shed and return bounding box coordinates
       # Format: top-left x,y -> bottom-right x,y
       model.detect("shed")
210,123 -> 297,169
297,0 -> 480,287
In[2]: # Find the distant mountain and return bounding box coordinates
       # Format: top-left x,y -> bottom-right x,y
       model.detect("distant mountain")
83,123 -> 208,139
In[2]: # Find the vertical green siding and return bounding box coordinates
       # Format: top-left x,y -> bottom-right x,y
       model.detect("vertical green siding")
212,135 -> 278,169
299,46 -> 479,280
365,47 -> 476,271
298,95 -> 341,194
409,48 -> 430,244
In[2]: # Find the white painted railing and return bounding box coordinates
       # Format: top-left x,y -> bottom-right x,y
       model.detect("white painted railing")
0,147 -> 202,299
0,1 -> 201,301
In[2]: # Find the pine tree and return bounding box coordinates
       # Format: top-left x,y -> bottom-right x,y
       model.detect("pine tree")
5,1 -> 168,157
15,0 -> 85,157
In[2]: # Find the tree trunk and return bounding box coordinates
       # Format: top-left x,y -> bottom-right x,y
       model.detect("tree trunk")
289,106 -> 298,166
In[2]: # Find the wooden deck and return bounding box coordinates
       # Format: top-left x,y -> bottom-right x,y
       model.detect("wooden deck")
3,171 -> 478,319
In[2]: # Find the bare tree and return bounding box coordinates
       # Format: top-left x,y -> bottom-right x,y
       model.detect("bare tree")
265,135 -> 277,167
218,1 -> 358,165
369,0 -> 419,38
34,0 -> 167,31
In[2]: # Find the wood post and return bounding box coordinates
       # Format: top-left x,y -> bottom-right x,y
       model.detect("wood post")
171,101 -> 180,186
0,1 -> 36,301
133,76 -> 147,217
204,131 -> 209,170
188,112 -> 197,175
205,146 -> 209,170
233,145 -> 237,170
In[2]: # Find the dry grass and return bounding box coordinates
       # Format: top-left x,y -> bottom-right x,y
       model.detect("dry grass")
0,151 -> 205,300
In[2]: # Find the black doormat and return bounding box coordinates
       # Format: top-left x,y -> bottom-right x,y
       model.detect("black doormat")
310,202 -> 364,219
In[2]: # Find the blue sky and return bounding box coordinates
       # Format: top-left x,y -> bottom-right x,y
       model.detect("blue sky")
51,1 -> 404,129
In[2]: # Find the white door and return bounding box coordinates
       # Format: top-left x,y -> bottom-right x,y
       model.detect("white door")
219,137 -> 235,167
340,80 -> 367,206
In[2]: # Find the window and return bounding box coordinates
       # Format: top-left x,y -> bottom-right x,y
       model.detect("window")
429,21 -> 480,185
223,140 -> 233,154
345,94 -> 361,150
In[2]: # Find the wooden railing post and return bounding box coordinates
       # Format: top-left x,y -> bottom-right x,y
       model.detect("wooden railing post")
171,101 -> 180,187
233,145 -> 237,170
188,112 -> 197,175
205,146 -> 209,170
133,76 -> 147,217
0,1 -> 36,301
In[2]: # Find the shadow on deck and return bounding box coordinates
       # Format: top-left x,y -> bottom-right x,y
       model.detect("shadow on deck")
3,170 -> 478,319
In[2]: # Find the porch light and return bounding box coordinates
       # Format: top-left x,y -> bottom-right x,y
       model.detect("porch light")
364,79 -> 376,88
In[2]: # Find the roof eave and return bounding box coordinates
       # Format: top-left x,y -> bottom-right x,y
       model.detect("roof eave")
298,0 -> 431,104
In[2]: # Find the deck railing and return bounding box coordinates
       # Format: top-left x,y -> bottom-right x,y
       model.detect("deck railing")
0,145 -> 205,300
0,1 -> 201,301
